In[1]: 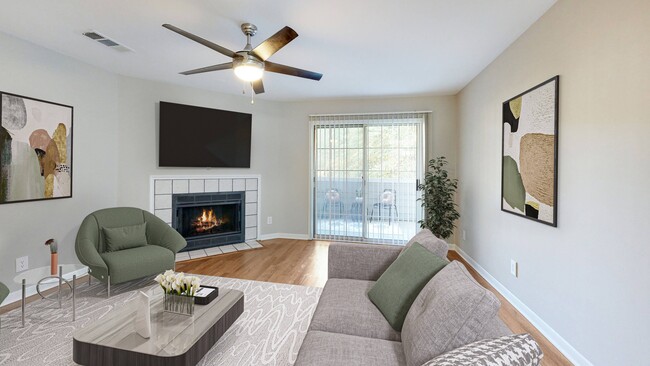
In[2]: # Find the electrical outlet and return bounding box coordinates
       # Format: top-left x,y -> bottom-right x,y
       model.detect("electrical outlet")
16,256 -> 28,273
510,260 -> 518,278
267,216 -> 273,225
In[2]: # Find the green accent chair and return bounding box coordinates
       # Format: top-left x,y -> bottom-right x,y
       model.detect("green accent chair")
0,282 -> 9,330
75,207 -> 186,297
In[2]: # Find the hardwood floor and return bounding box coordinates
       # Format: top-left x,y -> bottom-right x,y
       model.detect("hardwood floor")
177,238 -> 571,366
176,238 -> 330,288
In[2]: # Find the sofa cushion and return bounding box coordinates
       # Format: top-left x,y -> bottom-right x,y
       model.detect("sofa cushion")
309,278 -> 401,341
421,334 -> 543,366
477,315 -> 512,340
102,223 -> 148,252
100,245 -> 174,284
295,330 -> 406,366
91,207 -> 147,253
402,229 -> 448,259
368,243 -> 448,331
401,261 -> 501,366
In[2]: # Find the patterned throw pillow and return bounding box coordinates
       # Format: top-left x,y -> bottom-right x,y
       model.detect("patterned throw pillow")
421,334 -> 543,366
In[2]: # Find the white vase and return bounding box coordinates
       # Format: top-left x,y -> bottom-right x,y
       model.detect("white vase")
134,291 -> 151,338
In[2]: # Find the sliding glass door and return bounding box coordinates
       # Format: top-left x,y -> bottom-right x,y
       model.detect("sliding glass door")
311,113 -> 426,244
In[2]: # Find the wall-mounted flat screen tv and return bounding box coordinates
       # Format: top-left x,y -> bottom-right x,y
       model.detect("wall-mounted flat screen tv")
159,101 -> 252,168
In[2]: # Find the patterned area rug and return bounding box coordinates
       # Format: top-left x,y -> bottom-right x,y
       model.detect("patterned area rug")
0,275 -> 322,365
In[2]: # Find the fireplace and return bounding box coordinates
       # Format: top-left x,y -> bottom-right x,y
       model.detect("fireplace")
172,191 -> 245,251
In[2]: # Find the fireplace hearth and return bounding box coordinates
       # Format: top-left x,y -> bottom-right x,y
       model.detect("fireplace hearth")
172,192 -> 245,251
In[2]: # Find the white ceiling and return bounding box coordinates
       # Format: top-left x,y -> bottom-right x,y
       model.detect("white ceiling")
0,0 -> 556,101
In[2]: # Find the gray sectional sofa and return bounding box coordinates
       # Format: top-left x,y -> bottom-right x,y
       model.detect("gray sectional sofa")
295,230 -> 543,366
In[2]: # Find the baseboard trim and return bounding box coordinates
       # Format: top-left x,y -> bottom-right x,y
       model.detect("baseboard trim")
259,233 -> 310,241
452,246 -> 592,366
1,266 -> 89,307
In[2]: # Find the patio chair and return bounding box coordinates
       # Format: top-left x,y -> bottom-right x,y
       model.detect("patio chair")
370,189 -> 398,224
320,189 -> 344,219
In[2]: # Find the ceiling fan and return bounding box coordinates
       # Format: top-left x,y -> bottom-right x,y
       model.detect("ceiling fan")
162,23 -> 323,95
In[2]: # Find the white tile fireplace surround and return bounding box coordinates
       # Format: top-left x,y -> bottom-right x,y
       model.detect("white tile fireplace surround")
149,175 -> 261,255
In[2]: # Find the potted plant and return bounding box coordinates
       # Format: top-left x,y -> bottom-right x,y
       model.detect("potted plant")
45,238 -> 58,275
417,157 -> 460,240
155,270 -> 201,315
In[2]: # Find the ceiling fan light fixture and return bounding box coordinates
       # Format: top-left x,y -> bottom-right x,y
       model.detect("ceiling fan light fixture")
234,56 -> 264,82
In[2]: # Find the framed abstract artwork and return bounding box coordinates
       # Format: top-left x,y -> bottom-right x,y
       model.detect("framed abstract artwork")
501,76 -> 559,226
0,92 -> 73,204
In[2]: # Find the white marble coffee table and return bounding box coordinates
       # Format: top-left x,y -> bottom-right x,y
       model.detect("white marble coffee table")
13,263 -> 86,327
73,287 -> 244,366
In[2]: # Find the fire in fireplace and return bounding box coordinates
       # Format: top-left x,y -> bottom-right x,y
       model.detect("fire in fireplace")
192,208 -> 229,234
179,204 -> 237,238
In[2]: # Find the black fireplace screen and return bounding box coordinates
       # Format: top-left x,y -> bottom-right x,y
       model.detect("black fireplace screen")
178,204 -> 239,238
172,191 -> 246,251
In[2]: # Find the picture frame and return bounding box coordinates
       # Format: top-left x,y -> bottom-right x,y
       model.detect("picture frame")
501,76 -> 559,226
0,91 -> 73,205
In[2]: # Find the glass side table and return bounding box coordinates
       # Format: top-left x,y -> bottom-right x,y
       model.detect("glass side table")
13,264 -> 87,328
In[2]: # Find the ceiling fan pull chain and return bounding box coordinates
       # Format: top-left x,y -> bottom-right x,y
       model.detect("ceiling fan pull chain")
250,82 -> 255,104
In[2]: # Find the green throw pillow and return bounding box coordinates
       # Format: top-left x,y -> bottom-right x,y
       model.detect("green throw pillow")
102,223 -> 148,252
368,242 -> 448,331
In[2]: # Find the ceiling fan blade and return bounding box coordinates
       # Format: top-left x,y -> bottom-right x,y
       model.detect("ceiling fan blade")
252,79 -> 265,94
265,61 -> 323,81
180,62 -> 233,75
163,24 -> 238,59
251,26 -> 298,61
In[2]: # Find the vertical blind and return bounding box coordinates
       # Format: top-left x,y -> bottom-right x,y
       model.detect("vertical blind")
310,112 -> 427,244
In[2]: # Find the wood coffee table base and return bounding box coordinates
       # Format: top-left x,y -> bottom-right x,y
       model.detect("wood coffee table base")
73,296 -> 244,366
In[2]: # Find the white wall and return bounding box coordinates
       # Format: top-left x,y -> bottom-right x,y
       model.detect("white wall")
0,33 -> 119,292
456,0 -> 650,364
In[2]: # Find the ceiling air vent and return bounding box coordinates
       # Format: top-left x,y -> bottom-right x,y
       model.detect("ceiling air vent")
82,30 -> 133,53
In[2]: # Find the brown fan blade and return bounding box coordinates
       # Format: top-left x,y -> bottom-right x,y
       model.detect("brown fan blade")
252,79 -> 265,94
180,62 -> 233,75
251,26 -> 298,61
265,61 -> 323,81
163,24 -> 238,59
